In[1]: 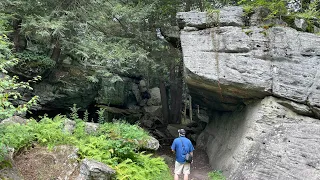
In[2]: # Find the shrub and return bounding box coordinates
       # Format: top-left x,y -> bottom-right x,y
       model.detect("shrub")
15,50 -> 56,71
208,170 -> 226,180
0,17 -> 39,121
0,142 -> 7,162
238,0 -> 287,19
0,115 -> 171,179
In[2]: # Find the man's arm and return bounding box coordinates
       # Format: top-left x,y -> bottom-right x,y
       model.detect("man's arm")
171,139 -> 176,153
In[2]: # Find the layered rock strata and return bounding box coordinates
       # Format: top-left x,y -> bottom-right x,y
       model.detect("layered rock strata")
178,6 -> 320,115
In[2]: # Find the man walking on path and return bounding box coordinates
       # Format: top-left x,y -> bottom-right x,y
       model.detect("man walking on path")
171,129 -> 195,180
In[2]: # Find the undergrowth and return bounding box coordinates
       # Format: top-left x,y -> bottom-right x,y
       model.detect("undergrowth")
238,0 -> 320,33
238,0 -> 287,19
208,170 -> 226,180
0,115 -> 171,180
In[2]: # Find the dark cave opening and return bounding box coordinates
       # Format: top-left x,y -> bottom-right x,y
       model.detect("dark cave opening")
26,102 -> 100,122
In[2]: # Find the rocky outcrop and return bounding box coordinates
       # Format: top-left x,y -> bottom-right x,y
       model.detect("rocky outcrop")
143,136 -> 160,150
1,116 -> 28,125
96,76 -> 135,107
0,147 -> 23,180
77,159 -> 115,180
179,6 -> 320,180
32,65 -> 99,110
179,6 -> 320,116
22,62 -> 162,126
197,96 -> 320,180
13,145 -> 79,180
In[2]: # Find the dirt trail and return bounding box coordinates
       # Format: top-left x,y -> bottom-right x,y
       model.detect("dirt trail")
156,146 -> 212,180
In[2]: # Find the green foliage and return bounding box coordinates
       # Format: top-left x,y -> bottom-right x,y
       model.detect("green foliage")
244,29 -> 253,36
296,0 -> 320,19
33,115 -> 73,149
0,115 -> 170,179
0,142 -> 7,162
83,110 -> 89,122
15,50 -> 55,69
0,19 -> 39,120
70,104 -> 80,121
239,0 -> 288,19
115,153 -> 172,180
0,123 -> 35,149
98,121 -> 149,141
0,74 -> 39,120
208,170 -> 226,180
97,108 -> 106,124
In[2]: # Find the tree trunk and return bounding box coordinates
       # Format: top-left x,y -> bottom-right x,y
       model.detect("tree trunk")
169,58 -> 183,124
169,63 -> 177,124
160,81 -> 169,125
175,59 -> 183,124
189,95 -> 192,122
51,38 -> 61,63
13,18 -> 23,52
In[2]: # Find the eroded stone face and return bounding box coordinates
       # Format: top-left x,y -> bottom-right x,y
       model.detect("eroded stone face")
179,8 -> 320,113
198,97 -> 320,180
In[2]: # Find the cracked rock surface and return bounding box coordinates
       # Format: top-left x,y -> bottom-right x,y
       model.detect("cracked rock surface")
197,97 -> 320,180
179,7 -> 320,115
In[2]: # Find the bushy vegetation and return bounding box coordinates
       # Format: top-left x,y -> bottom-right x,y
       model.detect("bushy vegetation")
15,50 -> 56,71
239,0 -> 288,18
208,170 -> 226,180
0,115 -> 172,179
0,16 -> 39,120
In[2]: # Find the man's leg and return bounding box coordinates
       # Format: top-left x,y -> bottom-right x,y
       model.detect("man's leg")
183,163 -> 191,180
174,174 -> 179,180
184,174 -> 189,180
174,161 -> 183,180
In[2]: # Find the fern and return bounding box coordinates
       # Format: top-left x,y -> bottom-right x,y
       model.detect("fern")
97,108 -> 105,124
0,142 -> 7,162
70,104 -> 80,121
83,110 -> 89,122
0,116 -> 172,179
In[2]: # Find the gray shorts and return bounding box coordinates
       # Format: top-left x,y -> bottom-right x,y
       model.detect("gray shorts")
174,161 -> 191,175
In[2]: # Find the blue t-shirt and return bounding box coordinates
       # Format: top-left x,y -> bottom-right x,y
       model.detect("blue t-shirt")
171,136 -> 195,163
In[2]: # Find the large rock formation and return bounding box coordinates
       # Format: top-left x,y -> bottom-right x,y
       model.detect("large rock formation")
197,97 -> 320,180
179,6 -> 320,116
179,6 -> 320,180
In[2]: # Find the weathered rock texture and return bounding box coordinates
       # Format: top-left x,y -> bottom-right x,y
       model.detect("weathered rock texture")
197,97 -> 320,179
76,159 -> 115,180
179,6 -> 320,115
0,147 -> 23,180
13,145 -> 79,180
179,6 -> 320,180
